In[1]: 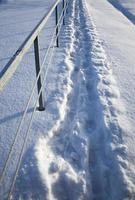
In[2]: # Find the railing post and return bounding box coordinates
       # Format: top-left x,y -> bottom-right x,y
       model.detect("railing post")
66,0 -> 68,13
34,36 -> 45,111
63,0 -> 65,25
55,5 -> 59,47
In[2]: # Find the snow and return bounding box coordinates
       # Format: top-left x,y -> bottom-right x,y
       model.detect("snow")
0,0 -> 55,71
108,0 -> 135,24
0,0 -> 135,199
86,0 -> 135,198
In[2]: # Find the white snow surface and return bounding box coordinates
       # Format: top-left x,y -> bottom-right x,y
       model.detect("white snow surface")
86,0 -> 135,198
0,0 -> 135,199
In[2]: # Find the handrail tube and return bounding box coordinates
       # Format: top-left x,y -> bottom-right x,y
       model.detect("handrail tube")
0,0 -> 61,91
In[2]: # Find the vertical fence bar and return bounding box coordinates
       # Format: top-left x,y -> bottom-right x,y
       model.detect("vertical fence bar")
66,0 -> 68,13
63,0 -> 65,25
55,5 -> 59,47
34,36 -> 45,111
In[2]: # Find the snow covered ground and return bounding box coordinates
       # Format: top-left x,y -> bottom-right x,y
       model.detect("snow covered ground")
0,0 -> 135,199
0,0 -> 56,71
86,0 -> 135,199
108,0 -> 135,24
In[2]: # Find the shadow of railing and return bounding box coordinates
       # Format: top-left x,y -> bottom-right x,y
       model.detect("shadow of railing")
108,0 -> 135,25
0,108 -> 34,125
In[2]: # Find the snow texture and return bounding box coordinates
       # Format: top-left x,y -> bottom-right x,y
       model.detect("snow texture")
108,0 -> 135,24
0,0 -> 135,199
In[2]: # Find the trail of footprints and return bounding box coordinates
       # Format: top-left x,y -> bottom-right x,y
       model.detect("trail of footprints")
35,0 -> 131,199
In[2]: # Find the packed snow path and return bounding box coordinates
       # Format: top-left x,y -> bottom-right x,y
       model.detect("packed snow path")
1,0 -> 135,199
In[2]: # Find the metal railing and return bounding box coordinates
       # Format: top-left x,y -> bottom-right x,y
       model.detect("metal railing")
0,0 -> 69,198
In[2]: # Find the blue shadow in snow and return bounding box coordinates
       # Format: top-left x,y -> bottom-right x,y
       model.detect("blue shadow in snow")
108,0 -> 135,25
0,108 -> 34,125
